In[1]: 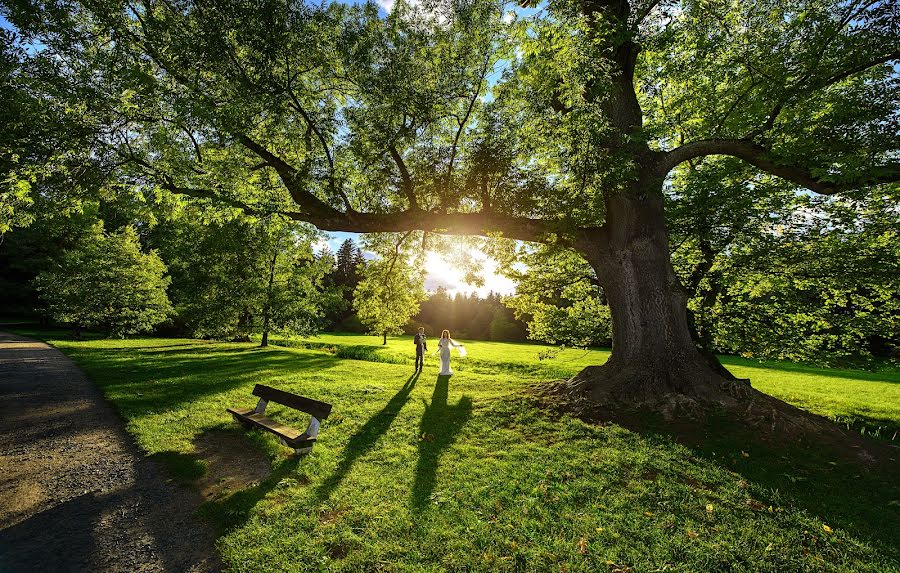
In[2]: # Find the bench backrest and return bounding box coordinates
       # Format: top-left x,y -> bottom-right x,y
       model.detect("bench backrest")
252,384 -> 332,420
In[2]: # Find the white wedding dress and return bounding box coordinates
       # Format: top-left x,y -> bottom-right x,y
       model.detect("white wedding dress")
437,337 -> 465,375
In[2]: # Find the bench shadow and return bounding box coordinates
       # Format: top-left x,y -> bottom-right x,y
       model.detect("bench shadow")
315,372 -> 420,502
412,374 -> 472,510
199,455 -> 303,534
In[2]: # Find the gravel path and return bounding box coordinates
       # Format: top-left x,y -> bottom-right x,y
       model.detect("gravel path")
0,332 -> 221,572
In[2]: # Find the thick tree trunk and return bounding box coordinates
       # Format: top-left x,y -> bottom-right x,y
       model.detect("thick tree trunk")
383,332 -> 387,345
260,250 -> 278,348
569,183 -> 749,416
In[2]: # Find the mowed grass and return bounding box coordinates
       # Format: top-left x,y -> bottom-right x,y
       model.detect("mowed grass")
285,333 -> 900,435
29,333 -> 900,572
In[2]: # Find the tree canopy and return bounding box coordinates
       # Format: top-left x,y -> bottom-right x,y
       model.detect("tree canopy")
4,0 -> 892,237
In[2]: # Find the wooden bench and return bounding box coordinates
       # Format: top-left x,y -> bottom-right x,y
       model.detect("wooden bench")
227,384 -> 332,454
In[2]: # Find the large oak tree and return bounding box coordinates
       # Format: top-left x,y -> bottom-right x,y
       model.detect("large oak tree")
2,0 -> 898,420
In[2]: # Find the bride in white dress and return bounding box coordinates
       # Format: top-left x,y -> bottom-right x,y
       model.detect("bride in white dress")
436,330 -> 465,376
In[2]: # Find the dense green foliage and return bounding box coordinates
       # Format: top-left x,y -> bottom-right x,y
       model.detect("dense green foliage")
153,212 -> 336,341
35,224 -> 172,336
502,244 -> 611,347
354,257 -> 426,343
24,332 -> 898,571
321,238 -> 367,331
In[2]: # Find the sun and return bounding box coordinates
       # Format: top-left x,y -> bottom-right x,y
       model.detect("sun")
422,249 -> 516,297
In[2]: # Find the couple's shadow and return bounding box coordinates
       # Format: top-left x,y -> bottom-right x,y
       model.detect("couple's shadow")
315,372 -> 472,509
412,374 -> 473,509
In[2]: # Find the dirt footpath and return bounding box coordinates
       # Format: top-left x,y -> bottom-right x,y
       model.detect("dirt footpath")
0,332 -> 220,572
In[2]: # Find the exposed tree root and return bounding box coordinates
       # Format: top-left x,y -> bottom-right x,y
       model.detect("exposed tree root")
536,363 -> 897,470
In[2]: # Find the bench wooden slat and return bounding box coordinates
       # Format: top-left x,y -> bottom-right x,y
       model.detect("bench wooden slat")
252,384 -> 332,419
243,412 -> 304,441
227,409 -> 314,447
227,407 -> 255,417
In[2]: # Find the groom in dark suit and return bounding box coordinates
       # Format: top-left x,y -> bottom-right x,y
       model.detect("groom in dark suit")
414,327 -> 427,371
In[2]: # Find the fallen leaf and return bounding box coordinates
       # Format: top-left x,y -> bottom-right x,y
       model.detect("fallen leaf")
741,451 -> 750,458
596,527 -> 604,533
686,530 -> 699,538
644,511 -> 654,517
745,499 -> 766,511
823,524 -> 833,533
706,504 -> 714,513
580,535 -> 587,555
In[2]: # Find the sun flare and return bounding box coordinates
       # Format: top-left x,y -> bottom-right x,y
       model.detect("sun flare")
422,249 -> 516,297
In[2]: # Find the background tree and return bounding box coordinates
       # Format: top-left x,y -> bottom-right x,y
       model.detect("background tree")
35,224 -> 172,337
153,211 -> 334,341
324,238 -> 368,330
354,257 -> 426,344
259,221 -> 337,346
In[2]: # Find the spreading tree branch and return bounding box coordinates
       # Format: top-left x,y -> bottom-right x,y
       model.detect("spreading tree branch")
388,144 -> 420,210
662,138 -> 900,195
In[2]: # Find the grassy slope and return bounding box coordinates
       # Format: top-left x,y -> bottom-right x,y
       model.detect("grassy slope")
31,334 -> 900,572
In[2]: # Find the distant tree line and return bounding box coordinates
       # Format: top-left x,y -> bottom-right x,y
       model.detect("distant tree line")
414,289 -> 527,342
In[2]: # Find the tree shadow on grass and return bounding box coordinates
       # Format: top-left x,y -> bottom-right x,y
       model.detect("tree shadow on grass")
611,412 -> 900,560
718,356 -> 900,385
315,371 -> 421,502
68,344 -> 342,413
412,375 -> 472,510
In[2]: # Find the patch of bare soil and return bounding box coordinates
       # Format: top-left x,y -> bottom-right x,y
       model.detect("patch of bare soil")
192,430 -> 272,499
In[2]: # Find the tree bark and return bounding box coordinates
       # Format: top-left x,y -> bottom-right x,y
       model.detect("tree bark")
260,249 -> 278,348
383,332 -> 387,345
569,180 -> 748,415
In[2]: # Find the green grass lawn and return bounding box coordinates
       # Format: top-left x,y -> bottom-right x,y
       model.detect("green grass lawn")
23,332 -> 900,572
282,333 -> 900,436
